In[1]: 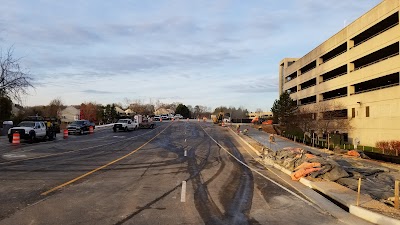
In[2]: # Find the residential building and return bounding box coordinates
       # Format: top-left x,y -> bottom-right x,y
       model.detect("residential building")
154,108 -> 174,116
61,106 -> 80,123
115,106 -> 126,116
279,0 -> 400,147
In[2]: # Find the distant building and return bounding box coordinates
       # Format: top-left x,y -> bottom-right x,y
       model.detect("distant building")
115,106 -> 126,116
61,106 -> 80,123
279,0 -> 400,146
154,108 -> 174,115
247,111 -> 273,119
125,108 -> 135,116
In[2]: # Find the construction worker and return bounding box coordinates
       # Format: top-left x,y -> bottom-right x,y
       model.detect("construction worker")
269,134 -> 275,143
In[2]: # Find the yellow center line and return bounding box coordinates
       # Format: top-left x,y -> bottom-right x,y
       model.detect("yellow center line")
41,123 -> 172,196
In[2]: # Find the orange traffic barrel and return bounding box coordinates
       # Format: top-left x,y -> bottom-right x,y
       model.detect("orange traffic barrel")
63,129 -> 68,139
12,133 -> 20,144
89,126 -> 94,134
160,118 -> 163,122
187,118 -> 189,121
198,118 -> 200,122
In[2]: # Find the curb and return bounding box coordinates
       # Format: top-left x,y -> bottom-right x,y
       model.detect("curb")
228,127 -> 400,225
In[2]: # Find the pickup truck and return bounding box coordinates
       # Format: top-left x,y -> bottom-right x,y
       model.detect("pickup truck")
113,119 -> 138,132
67,120 -> 94,135
8,120 -> 56,143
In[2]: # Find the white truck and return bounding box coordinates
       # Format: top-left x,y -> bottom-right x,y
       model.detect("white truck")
113,119 -> 138,132
8,120 -> 56,143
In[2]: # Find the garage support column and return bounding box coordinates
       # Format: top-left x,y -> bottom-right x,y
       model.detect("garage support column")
348,86 -> 355,96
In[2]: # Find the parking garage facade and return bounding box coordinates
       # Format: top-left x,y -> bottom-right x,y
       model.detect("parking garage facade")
278,0 -> 400,147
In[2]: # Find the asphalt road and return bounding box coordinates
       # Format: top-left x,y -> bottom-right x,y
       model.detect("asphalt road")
0,121 -> 346,225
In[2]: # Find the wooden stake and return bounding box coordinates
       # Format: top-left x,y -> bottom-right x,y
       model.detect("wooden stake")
357,178 -> 362,206
395,180 -> 399,209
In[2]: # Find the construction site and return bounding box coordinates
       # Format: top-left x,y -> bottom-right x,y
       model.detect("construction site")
234,123 -> 400,224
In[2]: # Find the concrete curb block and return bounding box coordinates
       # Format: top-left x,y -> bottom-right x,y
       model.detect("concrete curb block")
229,127 -> 400,225
349,205 -> 400,225
299,177 -> 313,188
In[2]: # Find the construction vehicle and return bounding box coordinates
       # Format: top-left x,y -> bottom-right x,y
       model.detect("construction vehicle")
212,112 -> 229,125
8,116 -> 57,143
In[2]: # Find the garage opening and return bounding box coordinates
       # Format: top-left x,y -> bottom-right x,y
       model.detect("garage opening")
321,43 -> 347,63
300,78 -> 317,90
299,95 -> 317,106
322,87 -> 347,101
288,86 -> 297,93
300,60 -> 316,75
286,71 -> 297,82
320,65 -> 347,83
352,72 -> 399,95
351,12 -> 399,47
352,42 -> 399,71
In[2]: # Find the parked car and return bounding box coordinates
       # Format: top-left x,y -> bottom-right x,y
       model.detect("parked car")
161,114 -> 169,120
174,114 -> 183,119
67,120 -> 94,135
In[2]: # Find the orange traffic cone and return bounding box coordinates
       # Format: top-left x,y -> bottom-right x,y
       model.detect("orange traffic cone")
12,133 -> 20,144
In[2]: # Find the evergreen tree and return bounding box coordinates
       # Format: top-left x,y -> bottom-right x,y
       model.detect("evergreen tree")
0,96 -> 12,122
271,91 -> 298,126
175,104 -> 190,118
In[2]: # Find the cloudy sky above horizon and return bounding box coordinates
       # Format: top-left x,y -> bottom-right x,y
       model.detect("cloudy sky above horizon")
0,0 -> 381,112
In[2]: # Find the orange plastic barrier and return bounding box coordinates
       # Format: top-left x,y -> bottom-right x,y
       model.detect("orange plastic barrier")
347,150 -> 360,157
294,162 -> 321,171
291,167 -> 322,181
63,129 -> 68,139
305,153 -> 316,159
12,133 -> 20,144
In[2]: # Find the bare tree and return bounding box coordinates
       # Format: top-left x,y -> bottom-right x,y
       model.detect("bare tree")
313,101 -> 351,135
46,97 -> 64,118
0,47 -> 34,102
294,106 -> 316,133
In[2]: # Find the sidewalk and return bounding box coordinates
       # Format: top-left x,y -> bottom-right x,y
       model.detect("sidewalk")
237,125 -> 400,225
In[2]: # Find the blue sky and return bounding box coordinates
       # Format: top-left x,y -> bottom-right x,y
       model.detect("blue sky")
0,0 -> 381,112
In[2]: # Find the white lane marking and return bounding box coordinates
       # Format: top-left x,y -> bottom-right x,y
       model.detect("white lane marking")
184,150 -> 187,157
181,181 -> 187,202
3,154 -> 27,159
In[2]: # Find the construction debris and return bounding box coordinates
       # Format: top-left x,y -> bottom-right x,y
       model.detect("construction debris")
264,147 -> 396,202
